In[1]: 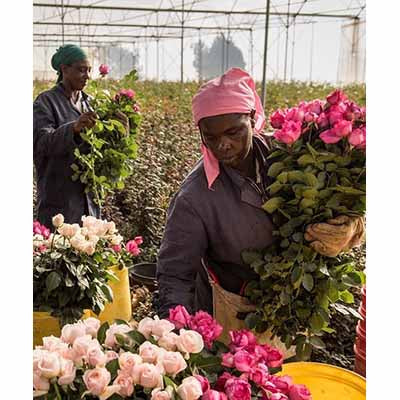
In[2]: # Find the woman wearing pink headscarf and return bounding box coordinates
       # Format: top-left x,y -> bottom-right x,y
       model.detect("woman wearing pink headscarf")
156,68 -> 364,323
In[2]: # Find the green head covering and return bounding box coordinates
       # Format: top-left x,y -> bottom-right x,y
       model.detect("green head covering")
51,44 -> 88,83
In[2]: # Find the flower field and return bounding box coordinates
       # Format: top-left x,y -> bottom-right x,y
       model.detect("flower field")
33,78 -> 366,370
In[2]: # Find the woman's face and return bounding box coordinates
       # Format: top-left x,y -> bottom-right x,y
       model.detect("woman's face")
199,111 -> 255,169
61,59 -> 91,90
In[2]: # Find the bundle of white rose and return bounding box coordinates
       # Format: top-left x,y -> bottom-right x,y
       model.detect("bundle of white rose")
33,316 -> 206,399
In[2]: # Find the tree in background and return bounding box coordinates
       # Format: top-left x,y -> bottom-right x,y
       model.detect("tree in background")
193,34 -> 246,81
105,45 -> 139,79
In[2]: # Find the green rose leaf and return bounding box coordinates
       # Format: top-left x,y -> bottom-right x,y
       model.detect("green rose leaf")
310,312 -> 325,332
267,162 -> 286,178
297,154 -> 315,166
97,321 -> 110,345
339,290 -> 354,303
262,197 -> 284,214
310,336 -> 326,349
126,330 -> 147,345
105,359 -> 119,380
302,273 -> 314,292
45,271 -> 62,292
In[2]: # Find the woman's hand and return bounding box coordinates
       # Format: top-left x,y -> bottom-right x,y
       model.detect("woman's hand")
304,215 -> 365,257
73,111 -> 97,134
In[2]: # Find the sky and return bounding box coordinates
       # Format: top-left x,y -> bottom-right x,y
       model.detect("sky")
33,0 -> 366,84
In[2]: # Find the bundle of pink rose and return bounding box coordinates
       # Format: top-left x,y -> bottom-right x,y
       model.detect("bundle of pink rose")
33,306 -> 311,400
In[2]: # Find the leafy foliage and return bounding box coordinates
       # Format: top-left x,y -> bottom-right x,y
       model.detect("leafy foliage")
242,92 -> 366,359
71,70 -> 141,207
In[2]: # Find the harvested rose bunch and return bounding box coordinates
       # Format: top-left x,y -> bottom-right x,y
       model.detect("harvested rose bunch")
71,82 -> 141,207
269,89 -> 366,149
242,89 -> 366,359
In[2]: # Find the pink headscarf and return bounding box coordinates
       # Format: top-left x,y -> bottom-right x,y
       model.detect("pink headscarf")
192,68 -> 266,189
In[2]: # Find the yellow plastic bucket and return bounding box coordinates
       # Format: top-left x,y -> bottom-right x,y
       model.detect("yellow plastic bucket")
34,266 -> 131,347
33,312 -> 61,347
84,266 -> 132,324
278,362 -> 366,400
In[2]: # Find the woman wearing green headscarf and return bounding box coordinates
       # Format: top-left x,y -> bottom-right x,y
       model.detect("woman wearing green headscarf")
33,44 -> 126,228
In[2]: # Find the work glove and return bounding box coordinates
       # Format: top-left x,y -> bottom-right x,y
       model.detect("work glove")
304,215 -> 365,257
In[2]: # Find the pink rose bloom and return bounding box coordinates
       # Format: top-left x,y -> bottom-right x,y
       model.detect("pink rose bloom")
250,363 -> 269,386
269,394 -> 289,400
111,244 -> 121,252
72,334 -> 94,364
214,372 -> 234,392
304,112 -> 317,123
274,120 -> 302,145
328,111 -> 343,125
104,323 -> 132,348
134,236 -> 144,245
152,388 -> 172,400
269,110 -> 286,129
119,352 -> 143,374
194,374 -> 210,393
307,100 -> 323,115
126,239 -> 141,256
61,322 -> 86,345
152,319 -> 175,339
114,372 -> 134,397
263,345 -> 284,368
83,317 -> 101,338
37,351 -> 61,379
42,335 -> 63,352
33,372 -> 50,392
229,330 -> 257,352
33,221 -> 42,235
169,305 -> 191,329
332,120 -> 352,138
105,350 -> 119,363
133,104 -> 141,113
87,343 -> 107,367
158,332 -> 179,351
326,89 -> 347,105
83,367 -> 111,396
118,88 -> 135,99
188,311 -> 223,348
285,107 -> 304,123
316,112 -> 329,129
203,390 -> 228,400
177,376 -> 203,400
221,352 -> 234,368
99,63 -> 110,76
58,357 -> 76,386
225,377 -> 251,400
319,129 -> 342,144
233,350 -> 255,373
162,351 -> 187,376
135,363 -> 163,389
41,227 -> 51,239
269,375 -> 293,394
138,317 -> 155,339
288,384 -> 312,400
177,329 -> 204,354
139,341 -> 162,364
348,126 -> 366,149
